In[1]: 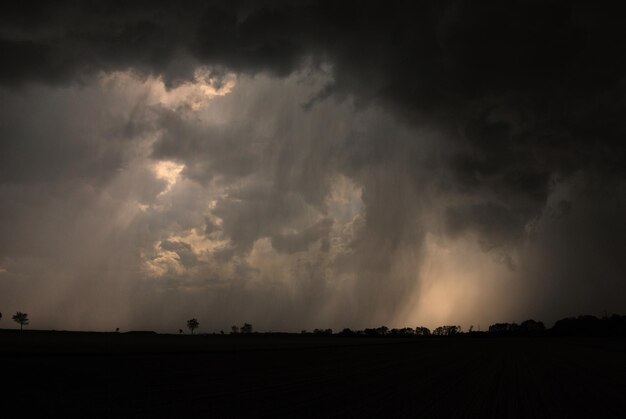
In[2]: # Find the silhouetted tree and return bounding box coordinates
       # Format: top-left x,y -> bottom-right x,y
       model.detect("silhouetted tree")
179,329 -> 183,334
363,326 -> 389,336
488,323 -> 519,334
13,311 -> 29,330
554,314 -> 626,337
241,323 -> 253,334
401,327 -> 415,336
489,323 -> 505,333
415,326 -> 431,336
187,318 -> 199,334
449,325 -> 461,335
231,325 -> 239,334
434,325 -> 461,336
389,327 -> 415,336
520,319 -> 545,333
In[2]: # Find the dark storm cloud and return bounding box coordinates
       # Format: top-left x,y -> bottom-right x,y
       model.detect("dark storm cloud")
520,174 -> 626,320
0,1 -> 202,86
445,202 -> 524,246
0,87 -> 128,183
4,0 -> 625,177
2,0 -> 626,328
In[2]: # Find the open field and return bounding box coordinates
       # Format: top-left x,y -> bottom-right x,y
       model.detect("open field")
2,330 -> 625,417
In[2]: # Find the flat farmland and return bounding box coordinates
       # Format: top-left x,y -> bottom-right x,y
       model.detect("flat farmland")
2,331 -> 625,417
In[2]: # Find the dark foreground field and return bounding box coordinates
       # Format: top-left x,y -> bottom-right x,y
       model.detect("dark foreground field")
2,331 -> 625,418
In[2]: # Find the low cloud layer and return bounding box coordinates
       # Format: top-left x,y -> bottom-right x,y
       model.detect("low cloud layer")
1,1 -> 625,331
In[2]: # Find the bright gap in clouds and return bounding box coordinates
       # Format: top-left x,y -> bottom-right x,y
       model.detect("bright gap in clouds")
153,160 -> 184,196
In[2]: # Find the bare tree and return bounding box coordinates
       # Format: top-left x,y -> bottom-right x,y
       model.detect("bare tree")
12,312 -> 29,330
187,318 -> 199,334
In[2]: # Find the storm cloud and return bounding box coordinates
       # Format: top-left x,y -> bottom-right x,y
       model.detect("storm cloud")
1,1 -> 625,331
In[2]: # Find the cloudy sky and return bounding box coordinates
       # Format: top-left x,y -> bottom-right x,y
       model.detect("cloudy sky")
1,1 -> 625,332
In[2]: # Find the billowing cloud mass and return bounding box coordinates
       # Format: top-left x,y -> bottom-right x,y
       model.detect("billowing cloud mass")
1,1 -> 625,332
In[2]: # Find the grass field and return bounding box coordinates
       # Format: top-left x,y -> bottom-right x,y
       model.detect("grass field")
2,330 -> 625,417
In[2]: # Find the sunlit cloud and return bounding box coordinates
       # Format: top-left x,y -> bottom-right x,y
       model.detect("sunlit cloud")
99,67 -> 237,112
152,160 -> 185,196
156,68 -> 237,110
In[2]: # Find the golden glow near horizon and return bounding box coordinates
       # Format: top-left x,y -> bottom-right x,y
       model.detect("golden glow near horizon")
404,233 -> 520,330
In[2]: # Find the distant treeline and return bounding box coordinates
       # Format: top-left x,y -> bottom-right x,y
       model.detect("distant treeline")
484,314 -> 626,337
5,312 -> 625,337
296,315 -> 626,338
